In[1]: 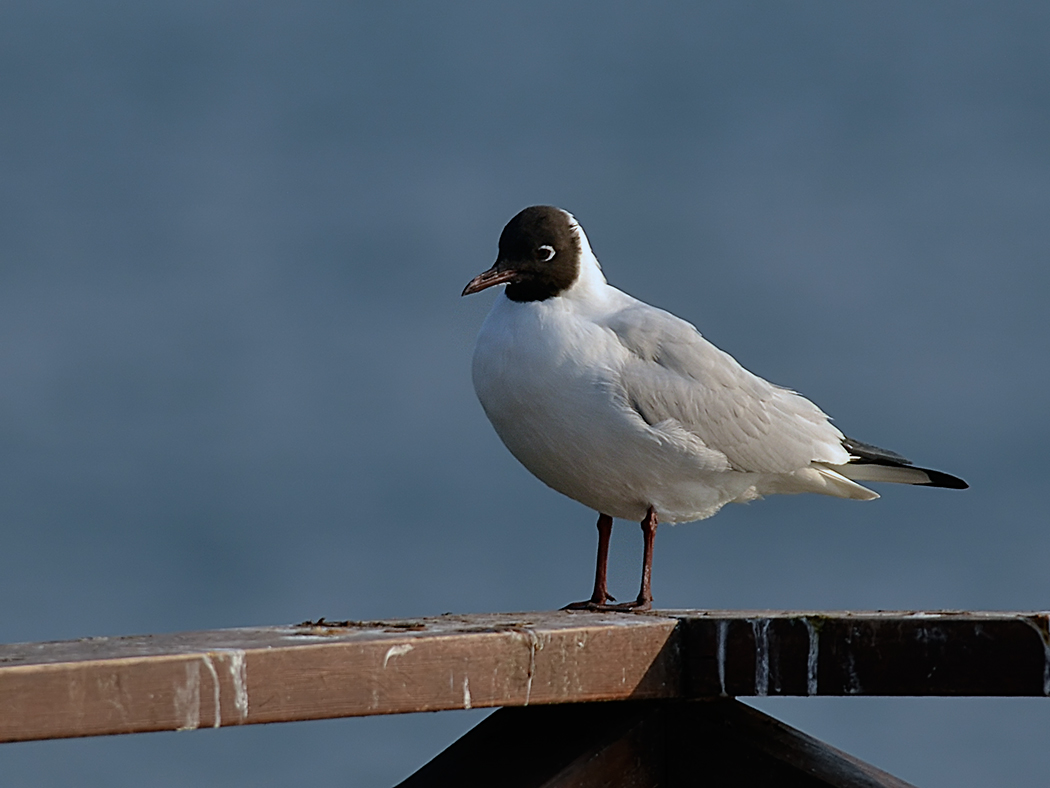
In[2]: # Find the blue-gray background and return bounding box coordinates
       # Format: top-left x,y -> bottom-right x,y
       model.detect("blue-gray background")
1,2 -> 1047,785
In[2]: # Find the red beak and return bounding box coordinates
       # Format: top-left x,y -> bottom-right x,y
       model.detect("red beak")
462,265 -> 520,296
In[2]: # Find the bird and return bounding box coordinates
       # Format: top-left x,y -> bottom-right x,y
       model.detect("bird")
462,205 -> 967,611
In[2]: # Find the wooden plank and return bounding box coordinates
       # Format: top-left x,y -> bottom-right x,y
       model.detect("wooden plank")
2,610 -> 1050,743
400,699 -> 916,787
0,612 -> 680,743
675,610 -> 1050,697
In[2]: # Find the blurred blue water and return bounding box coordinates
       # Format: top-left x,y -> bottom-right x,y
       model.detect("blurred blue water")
1,3 -> 1048,785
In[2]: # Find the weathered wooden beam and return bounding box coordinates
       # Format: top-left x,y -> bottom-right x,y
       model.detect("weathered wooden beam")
675,610 -> 1050,698
1,610 -> 1048,743
398,699 -> 917,788
0,612 -> 679,743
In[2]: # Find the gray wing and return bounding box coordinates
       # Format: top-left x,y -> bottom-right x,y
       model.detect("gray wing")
605,302 -> 850,474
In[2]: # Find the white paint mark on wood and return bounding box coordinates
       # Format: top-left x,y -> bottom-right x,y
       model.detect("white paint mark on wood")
200,655 -> 221,728
512,628 -> 542,706
716,620 -> 728,696
845,644 -> 862,695
383,643 -> 414,668
173,661 -> 201,731
751,619 -> 771,696
195,650 -> 250,727
226,650 -> 249,721
803,619 -> 819,696
462,676 -> 472,709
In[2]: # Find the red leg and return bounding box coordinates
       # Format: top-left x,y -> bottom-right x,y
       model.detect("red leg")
563,507 -> 659,613
601,506 -> 658,612
634,506 -> 658,610
563,513 -> 615,610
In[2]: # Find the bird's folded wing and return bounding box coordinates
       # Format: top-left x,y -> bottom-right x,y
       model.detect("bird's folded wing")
606,303 -> 850,474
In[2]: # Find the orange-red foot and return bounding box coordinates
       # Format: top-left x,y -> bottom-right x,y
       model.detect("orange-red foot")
562,593 -> 615,611
562,596 -> 651,613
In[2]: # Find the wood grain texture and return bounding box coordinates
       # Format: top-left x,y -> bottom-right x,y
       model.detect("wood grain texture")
675,610 -> 1050,698
0,612 -> 680,742
2,610 -> 1049,743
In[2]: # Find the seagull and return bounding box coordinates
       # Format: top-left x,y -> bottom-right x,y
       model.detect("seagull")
462,205 -> 967,611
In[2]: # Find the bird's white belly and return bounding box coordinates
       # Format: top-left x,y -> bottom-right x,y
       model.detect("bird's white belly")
472,299 -> 756,523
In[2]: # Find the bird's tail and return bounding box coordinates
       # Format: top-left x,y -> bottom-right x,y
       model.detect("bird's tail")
831,436 -> 969,490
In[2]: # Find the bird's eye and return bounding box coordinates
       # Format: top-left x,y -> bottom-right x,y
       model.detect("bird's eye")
538,245 -> 556,261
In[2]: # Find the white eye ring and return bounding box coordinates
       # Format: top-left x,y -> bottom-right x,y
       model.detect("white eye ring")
538,245 -> 556,261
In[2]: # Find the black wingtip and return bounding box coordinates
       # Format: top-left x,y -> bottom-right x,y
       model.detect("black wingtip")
843,435 -> 968,490
919,469 -> 969,490
842,436 -> 913,465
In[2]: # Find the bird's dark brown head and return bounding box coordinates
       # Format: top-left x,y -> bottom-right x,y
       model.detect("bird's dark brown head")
462,206 -> 582,302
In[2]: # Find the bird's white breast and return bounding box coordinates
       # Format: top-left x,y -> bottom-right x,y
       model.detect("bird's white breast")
471,287 -> 756,522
